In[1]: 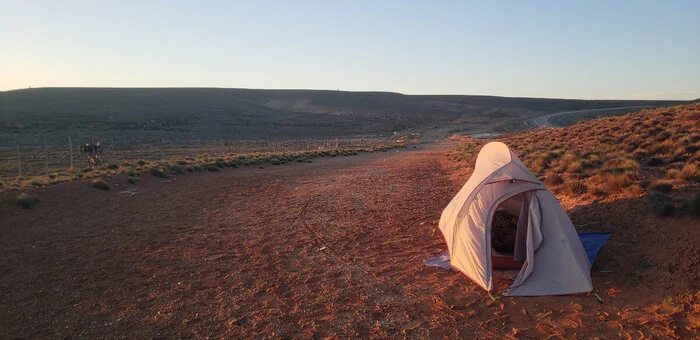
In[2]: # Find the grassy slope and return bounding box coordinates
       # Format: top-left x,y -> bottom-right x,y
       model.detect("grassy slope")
0,87 -> 684,146
449,103 -> 700,214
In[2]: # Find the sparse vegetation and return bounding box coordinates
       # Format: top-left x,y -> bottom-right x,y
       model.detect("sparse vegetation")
450,104 -> 699,217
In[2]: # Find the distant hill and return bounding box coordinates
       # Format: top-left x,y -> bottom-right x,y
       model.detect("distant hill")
0,87 -> 687,147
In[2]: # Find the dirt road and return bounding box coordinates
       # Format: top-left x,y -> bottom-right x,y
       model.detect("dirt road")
530,106 -> 654,128
1,144 -> 697,338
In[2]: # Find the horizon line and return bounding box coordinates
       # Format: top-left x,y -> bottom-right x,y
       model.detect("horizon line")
1,86 -> 696,102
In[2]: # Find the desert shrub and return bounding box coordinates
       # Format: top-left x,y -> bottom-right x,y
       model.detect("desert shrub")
227,161 -> 239,168
647,192 -> 675,217
177,160 -> 188,165
296,158 -> 306,162
565,161 -> 583,173
149,167 -> 168,178
528,153 -> 550,173
169,165 -> 186,174
16,193 -> 39,209
270,158 -> 281,165
137,159 -> 147,166
559,154 -> 577,172
590,184 -> 607,197
107,164 -> 119,170
206,164 -> 220,172
74,173 -> 84,179
215,159 -> 226,168
603,158 -> 639,173
193,165 -> 203,172
127,176 -> 140,184
91,178 -> 110,191
563,180 -> 587,196
666,169 -> 680,179
605,173 -> 633,194
544,173 -> 563,186
627,184 -> 644,196
678,163 -> 699,181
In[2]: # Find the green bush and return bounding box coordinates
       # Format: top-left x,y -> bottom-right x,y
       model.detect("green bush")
91,179 -> 110,191
169,165 -> 186,174
206,164 -> 220,172
16,193 -> 39,209
193,165 -> 203,171
149,167 -> 168,178
137,159 -> 147,166
177,160 -> 188,166
270,158 -> 281,165
107,164 -> 119,170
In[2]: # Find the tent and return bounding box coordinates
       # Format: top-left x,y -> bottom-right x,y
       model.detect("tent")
438,142 -> 592,296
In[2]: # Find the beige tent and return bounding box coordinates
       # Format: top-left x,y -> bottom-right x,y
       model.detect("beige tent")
439,142 -> 592,296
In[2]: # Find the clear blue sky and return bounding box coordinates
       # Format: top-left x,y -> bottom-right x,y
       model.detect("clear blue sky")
1,0 -> 699,99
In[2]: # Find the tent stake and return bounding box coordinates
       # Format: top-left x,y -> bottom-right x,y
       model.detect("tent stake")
488,292 -> 500,301
594,292 -> 604,303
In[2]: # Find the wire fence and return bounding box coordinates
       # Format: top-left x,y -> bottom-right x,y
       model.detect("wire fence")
0,137 -> 390,179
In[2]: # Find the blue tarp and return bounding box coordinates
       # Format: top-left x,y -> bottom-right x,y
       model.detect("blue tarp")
577,232 -> 613,265
424,232 -> 612,270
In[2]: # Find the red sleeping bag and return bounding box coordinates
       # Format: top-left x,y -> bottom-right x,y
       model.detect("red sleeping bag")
492,252 -> 524,270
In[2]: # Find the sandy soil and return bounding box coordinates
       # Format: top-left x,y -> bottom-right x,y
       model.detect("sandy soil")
1,144 -> 698,338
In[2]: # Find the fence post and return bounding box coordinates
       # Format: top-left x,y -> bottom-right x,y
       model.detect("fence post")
16,144 -> 22,178
68,136 -> 73,168
44,137 -> 49,177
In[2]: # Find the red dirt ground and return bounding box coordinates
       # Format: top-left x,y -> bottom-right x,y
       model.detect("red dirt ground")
1,144 -> 698,338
